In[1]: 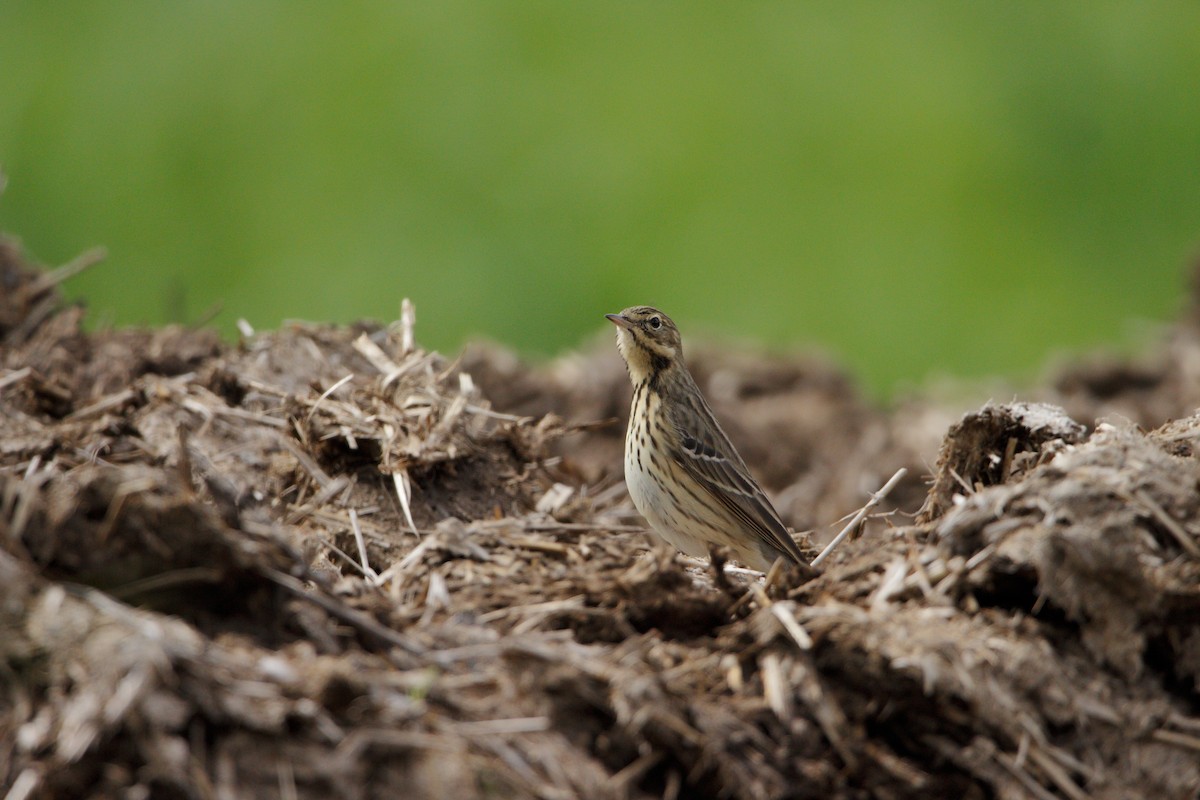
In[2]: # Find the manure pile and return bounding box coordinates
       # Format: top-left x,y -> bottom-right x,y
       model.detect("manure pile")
2,240 -> 1200,799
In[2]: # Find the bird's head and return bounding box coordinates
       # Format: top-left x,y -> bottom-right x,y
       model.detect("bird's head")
605,306 -> 682,382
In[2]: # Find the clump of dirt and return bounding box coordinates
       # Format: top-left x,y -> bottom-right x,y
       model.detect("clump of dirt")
3,238 -> 1200,800
918,402 -> 1087,523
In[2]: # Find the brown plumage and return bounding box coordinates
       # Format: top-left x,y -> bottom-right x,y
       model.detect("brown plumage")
607,306 -> 814,574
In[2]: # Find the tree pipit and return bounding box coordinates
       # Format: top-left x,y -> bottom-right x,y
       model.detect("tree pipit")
606,306 -> 816,576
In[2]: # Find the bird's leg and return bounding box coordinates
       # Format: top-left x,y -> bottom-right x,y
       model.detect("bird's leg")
708,544 -> 737,595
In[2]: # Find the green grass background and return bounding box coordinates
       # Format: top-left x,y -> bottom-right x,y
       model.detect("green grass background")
2,3 -> 1199,396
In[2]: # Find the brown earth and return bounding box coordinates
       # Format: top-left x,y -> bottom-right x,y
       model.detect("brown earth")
2,237 -> 1199,799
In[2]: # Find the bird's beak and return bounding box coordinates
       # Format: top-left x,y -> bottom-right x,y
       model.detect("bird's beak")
605,313 -> 633,330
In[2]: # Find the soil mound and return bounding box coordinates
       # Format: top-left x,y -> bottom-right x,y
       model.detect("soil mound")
3,241 -> 1199,799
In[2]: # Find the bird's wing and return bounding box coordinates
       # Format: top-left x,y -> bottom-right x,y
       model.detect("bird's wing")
665,398 -> 813,570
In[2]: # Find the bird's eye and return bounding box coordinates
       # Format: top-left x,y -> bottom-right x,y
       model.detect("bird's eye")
648,316 -> 662,330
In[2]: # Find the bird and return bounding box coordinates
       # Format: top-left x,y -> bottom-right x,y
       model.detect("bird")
606,306 -> 815,575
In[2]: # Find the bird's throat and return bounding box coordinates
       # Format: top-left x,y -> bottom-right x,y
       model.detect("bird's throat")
617,330 -> 672,389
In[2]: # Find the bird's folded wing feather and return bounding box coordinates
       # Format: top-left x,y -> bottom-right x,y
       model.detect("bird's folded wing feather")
668,420 -> 811,568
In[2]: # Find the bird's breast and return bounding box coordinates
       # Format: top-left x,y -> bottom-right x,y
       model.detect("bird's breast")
624,387 -> 665,515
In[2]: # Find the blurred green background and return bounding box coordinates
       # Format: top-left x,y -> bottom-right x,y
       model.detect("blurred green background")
2,2 -> 1199,396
